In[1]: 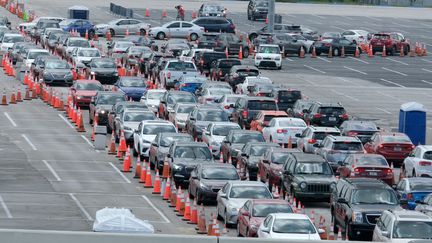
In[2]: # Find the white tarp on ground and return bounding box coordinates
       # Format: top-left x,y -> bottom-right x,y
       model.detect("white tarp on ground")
92,207 -> 155,233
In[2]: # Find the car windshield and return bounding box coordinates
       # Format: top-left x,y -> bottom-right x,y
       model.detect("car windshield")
28,51 -> 49,59
271,152 -> 291,164
208,89 -> 232,95
167,62 -> 196,71
203,5 -> 223,11
410,182 -> 432,191
123,112 -> 154,122
148,92 -> 165,100
160,136 -> 192,147
177,105 -> 195,113
229,186 -> 271,199
248,100 -> 277,110
356,156 -> 388,166
142,125 -> 176,135
168,94 -> 196,104
351,189 -> 398,204
115,42 -> 134,48
295,162 -> 332,175
45,61 -> 70,69
256,1 -> 268,7
319,107 -> 345,115
40,22 -> 59,28
322,32 -> 340,38
227,97 -> 241,103
250,145 -> 277,156
373,34 -> 390,40
173,146 -> 212,160
129,46 -> 150,54
3,35 -> 24,43
392,221 -> 432,239
91,60 -> 116,68
119,79 -> 146,87
201,168 -> 239,180
213,125 -> 239,136
69,39 -> 89,47
382,135 -> 411,143
76,82 -> 103,90
278,120 -> 306,127
258,46 -> 280,54
78,49 -> 100,57
197,110 -> 227,121
348,123 -> 377,131
272,219 -> 316,234
333,142 -> 363,151
233,133 -> 264,143
97,95 -> 125,105
252,204 -> 292,217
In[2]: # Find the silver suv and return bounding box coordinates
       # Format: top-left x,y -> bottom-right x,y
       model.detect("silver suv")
296,126 -> 341,153
373,209 -> 432,243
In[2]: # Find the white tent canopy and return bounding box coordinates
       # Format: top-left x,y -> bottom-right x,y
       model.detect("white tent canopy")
93,207 -> 155,233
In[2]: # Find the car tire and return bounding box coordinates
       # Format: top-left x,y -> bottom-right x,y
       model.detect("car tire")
390,46 -> 396,56
277,65 -> 282,70
190,33 -> 198,41
217,208 -> 224,220
246,228 -> 250,237
157,32 -> 165,40
109,29 -> 115,37
404,45 -> 409,55
243,47 -> 249,58
140,29 -> 146,36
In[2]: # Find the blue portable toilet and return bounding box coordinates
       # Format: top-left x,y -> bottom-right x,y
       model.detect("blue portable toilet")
68,5 -> 89,20
399,102 -> 426,145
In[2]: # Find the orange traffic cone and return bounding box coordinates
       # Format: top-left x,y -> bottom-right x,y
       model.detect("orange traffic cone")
139,161 -> 148,183
1,89 -> 8,105
311,46 -> 317,58
9,89 -> 16,104
299,46 -> 305,58
183,196 -> 191,221
162,9 -> 167,18
85,30 -> 89,40
288,136 -> 293,149
341,46 -> 346,58
178,192 -> 186,216
76,111 -> 86,132
16,88 -> 22,102
152,170 -> 161,193
169,185 -> 177,207
382,45 -> 387,57
163,177 -> 171,200
196,205 -> 207,234
134,157 -> 142,178
175,187 -> 182,212
238,47 -> 243,60
400,45 -> 405,57
423,44 -> 428,56
207,214 -> 214,236
117,130 -> 127,158
328,46 -> 333,58
125,28 -> 129,37
145,8 -> 150,17
355,45 -> 360,58
108,131 -> 117,154
162,159 -> 170,178
213,221 -> 220,237
122,147 -> 131,172
225,47 -> 229,58
143,166 -> 153,188
368,45 -> 374,58
189,199 -> 198,224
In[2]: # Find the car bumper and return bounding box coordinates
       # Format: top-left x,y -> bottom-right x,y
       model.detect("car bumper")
414,168 -> 432,177
377,151 -> 410,162
294,190 -> 330,201
252,12 -> 268,19
75,98 -> 92,107
95,74 -> 118,84
173,172 -> 191,185
97,113 -> 109,126
225,210 -> 239,225
255,60 -> 281,69
197,188 -> 218,202
43,77 -> 73,85
124,131 -> 134,142
349,223 -> 374,240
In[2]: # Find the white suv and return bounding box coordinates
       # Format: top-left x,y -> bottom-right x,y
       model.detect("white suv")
373,209 -> 432,243
133,120 -> 177,160
254,44 -> 282,70
297,126 -> 341,153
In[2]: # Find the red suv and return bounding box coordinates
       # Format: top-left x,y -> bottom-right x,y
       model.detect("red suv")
370,32 -> 410,56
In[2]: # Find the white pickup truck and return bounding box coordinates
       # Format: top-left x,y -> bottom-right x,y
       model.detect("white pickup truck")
159,60 -> 201,89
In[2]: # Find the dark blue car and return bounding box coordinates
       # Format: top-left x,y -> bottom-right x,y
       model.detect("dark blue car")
60,19 -> 95,38
191,17 -> 235,33
115,77 -> 147,101
396,177 -> 432,210
175,76 -> 207,93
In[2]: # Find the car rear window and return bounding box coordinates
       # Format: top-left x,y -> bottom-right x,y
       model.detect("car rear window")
356,156 -> 388,166
160,135 -> 192,147
237,69 -> 259,76
123,112 -> 155,122
318,107 -> 345,115
278,90 -> 301,102
373,34 -> 390,40
229,186 -> 271,199
312,132 -> 340,140
167,62 -> 196,71
264,114 -> 286,122
382,135 -> 411,143
213,125 -> 240,136
219,60 -> 241,68
197,110 -> 228,122
271,152 -> 290,164
173,146 -> 212,160
248,100 -> 277,110
333,141 -> 363,151
143,125 -> 176,134
204,52 -> 226,60
201,35 -> 218,41
409,182 -> 432,191
278,120 -> 306,127
250,145 -> 277,156
232,133 -> 265,143
348,123 -> 377,131
252,204 -> 292,217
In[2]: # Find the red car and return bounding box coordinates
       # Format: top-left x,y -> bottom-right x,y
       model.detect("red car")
337,153 -> 394,185
250,111 -> 288,132
364,131 -> 414,164
237,199 -> 293,237
370,32 -> 410,56
70,79 -> 104,107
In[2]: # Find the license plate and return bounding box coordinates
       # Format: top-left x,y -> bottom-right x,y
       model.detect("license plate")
394,147 -> 402,151
329,117 -> 336,121
369,172 -> 378,176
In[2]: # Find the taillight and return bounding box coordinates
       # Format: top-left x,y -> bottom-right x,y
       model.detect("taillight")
224,105 -> 230,109
200,58 -> 204,65
347,131 -> 358,136
384,168 -> 393,174
313,113 -> 322,118
378,144 -> 384,149
167,72 -> 171,79
359,36 -> 364,39
242,110 -> 248,118
411,145 -> 416,149
340,114 -> 349,119
230,24 -> 235,30
219,70 -> 222,76
257,93 -> 264,96
308,139 -> 316,144
277,129 -> 287,134
354,167 -> 365,174
407,193 -> 413,200
324,43 -> 331,47
419,161 -> 432,166
206,98 -> 213,101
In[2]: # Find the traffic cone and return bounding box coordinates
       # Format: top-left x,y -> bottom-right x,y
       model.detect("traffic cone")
400,45 -> 405,57
288,136 -> 293,149
117,130 -> 127,158
207,214 -> 214,236
23,88 -> 30,100
274,186 -> 280,198
337,228 -> 342,241
125,28 -> 129,37
108,131 -> 117,154
192,11 -> 197,19
297,201 -> 302,213
122,147 -> 131,172
91,121 -> 97,141
16,88 -> 22,102
106,30 -> 112,41
9,89 -> 16,104
196,205 -> 207,234
85,30 -> 89,40
382,45 -> 387,57
162,159 -> 170,178
145,8 -> 150,17
299,46 -> 305,58
175,187 -> 182,212
423,44 -> 428,56
355,45 -> 360,58
76,111 -> 86,132
341,46 -> 346,58
311,46 -> 317,58
265,15 -> 268,24
139,161 -> 148,183
152,170 -> 161,193
221,224 -> 228,236
213,222 -> 220,236
328,221 -> 335,240
143,166 -> 153,188
163,177 -> 171,200
162,9 -> 167,18
169,185 -> 177,207
368,45 -> 374,58
134,157 -> 142,178
1,89 -> 8,105
188,199 -> 198,224
328,46 -> 333,58
238,47 -> 243,60
183,196 -> 191,221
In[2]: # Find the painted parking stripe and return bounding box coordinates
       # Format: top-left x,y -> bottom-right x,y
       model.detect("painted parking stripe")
343,66 -> 367,75
376,107 -> 392,114
347,57 -> 370,64
69,193 -> 93,221
21,134 -> 37,150
381,67 -> 408,77
386,58 -> 409,66
303,65 -> 326,74
0,195 -> 12,218
379,79 -> 406,88
3,112 -> 17,127
42,160 -> 62,181
141,195 -> 170,223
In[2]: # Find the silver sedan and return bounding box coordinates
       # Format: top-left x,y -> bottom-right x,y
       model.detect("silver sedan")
148,21 -> 204,41
94,19 -> 151,37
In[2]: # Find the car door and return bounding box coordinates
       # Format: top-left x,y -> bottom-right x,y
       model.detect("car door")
334,184 -> 348,226
238,200 -> 251,235
259,215 -> 273,238
339,155 -> 353,177
180,22 -> 194,38
217,183 -> 230,215
115,20 -> 130,35
340,38 -> 356,53
262,119 -> 275,142
127,19 -> 141,33
364,133 -> 377,153
166,22 -> 181,38
201,123 -> 212,145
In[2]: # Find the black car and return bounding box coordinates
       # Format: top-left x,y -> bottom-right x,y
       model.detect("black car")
220,130 -> 265,166
248,24 -> 303,41
10,42 -> 35,65
339,120 -> 379,144
185,106 -> 229,140
237,142 -> 280,181
247,0 -> 268,21
209,58 -> 241,81
108,101 -> 149,135
304,102 -> 349,127
195,51 -> 226,75
270,88 -> 302,111
37,58 -> 73,86
197,33 -> 219,49
143,52 -> 164,78
314,38 -> 361,56
149,133 -> 194,171
230,96 -> 278,129
281,153 -> 336,202
162,42 -> 190,57
89,91 -> 126,127
225,65 -> 259,89
31,55 -> 60,82
192,17 -> 235,33
287,100 -> 314,119
198,3 -> 226,17
32,19 -> 60,44
330,178 -> 401,241
122,46 -> 152,68
253,33 -> 308,56
212,33 -> 250,57
85,58 -> 119,84
168,142 -> 214,187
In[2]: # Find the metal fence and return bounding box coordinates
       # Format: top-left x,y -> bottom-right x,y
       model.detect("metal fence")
110,2 -> 133,18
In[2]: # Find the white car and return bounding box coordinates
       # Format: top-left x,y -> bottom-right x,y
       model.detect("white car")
297,126 -> 341,153
149,21 -> 204,41
109,41 -> 134,54
72,47 -> 102,66
341,29 -> 369,45
217,94 -> 244,116
289,33 -> 315,52
202,122 -> 241,159
1,33 -> 24,53
402,145 -> 432,178
262,117 -> 307,145
179,48 -> 213,62
258,213 -> 322,240
94,19 -> 151,37
18,22 -> 35,35
168,102 -> 196,131
236,76 -> 272,95
133,120 -> 177,160
198,87 -> 233,104
24,49 -> 50,67
254,44 -> 282,70
140,89 -> 167,113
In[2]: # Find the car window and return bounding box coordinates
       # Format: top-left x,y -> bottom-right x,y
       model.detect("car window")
174,146 -> 212,160
263,216 -> 272,227
229,186 -> 272,199
167,22 -> 180,28
182,23 -> 193,28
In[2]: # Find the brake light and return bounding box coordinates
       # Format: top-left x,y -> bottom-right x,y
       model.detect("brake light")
340,114 -> 349,119
308,139 -> 316,144
242,110 -> 248,118
407,193 -> 413,200
257,93 -> 264,96
359,36 -> 364,39
411,145 -> 416,149
384,168 -> 393,174
299,112 -> 304,117
313,113 -> 321,118
277,129 -> 287,133
347,131 -> 358,136
324,43 -> 331,47
378,144 -> 384,149
230,24 -> 235,30
419,161 -> 432,166
140,58 -> 144,62
200,58 -> 204,65
219,70 -> 222,76
206,98 -> 213,101
129,55 -> 134,58
224,105 -> 230,109
354,167 -> 365,174
167,72 -> 171,79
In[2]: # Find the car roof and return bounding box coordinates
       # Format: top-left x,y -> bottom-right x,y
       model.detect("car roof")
174,142 -> 208,147
242,96 -> 275,101
74,79 -> 101,83
291,153 -> 326,163
259,44 -> 280,47
168,90 -> 195,95
209,122 -> 240,126
228,181 -> 267,186
405,177 -> 432,183
231,130 -> 262,135
271,117 -> 305,122
268,147 -> 302,154
123,108 -> 152,113
417,145 -> 432,151
376,131 -> 407,137
245,142 -> 279,147
250,199 -> 291,205
388,209 -> 432,221
328,135 -> 361,142
199,163 -> 236,169
158,132 -> 190,137
342,178 -> 390,189
232,65 -> 258,70
142,120 -> 173,124
270,213 -> 309,220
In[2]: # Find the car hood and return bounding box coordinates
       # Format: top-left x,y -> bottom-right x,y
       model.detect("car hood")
212,135 -> 225,143
158,146 -> 170,154
172,158 -> 214,166
45,68 -> 70,74
119,86 -> 146,94
92,68 -> 117,73
226,198 -> 249,210
141,134 -> 157,142
123,122 -> 140,130
75,90 -> 97,96
201,179 -> 235,188
195,121 -> 211,128
351,204 -> 401,212
294,174 -> 336,183
230,143 -> 245,151
146,99 -> 160,107
256,53 -> 280,58
96,104 -> 112,110
176,113 -> 188,121
247,156 -> 262,164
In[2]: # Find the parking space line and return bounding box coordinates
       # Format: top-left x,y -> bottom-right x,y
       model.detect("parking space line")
317,57 -> 332,63
81,135 -> 94,148
0,195 -> 12,218
3,112 -> 17,127
42,160 -> 62,181
422,80 -> 432,85
109,162 -> 131,183
141,195 -> 170,223
69,193 -> 93,221
386,58 -> 409,66
21,134 -> 37,150
422,68 -> 432,73
347,57 -> 369,64
58,114 -> 75,129
303,65 -> 326,74
283,57 -> 294,62
343,66 -> 367,75
377,91 -> 403,102
376,107 -> 392,114
381,67 -> 408,77
379,78 -> 406,88
421,59 -> 432,63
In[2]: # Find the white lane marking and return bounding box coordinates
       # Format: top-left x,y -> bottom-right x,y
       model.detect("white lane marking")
376,91 -> 403,102
81,135 -> 94,148
422,80 -> 432,85
317,56 -> 332,63
141,195 -> 170,223
379,78 -> 406,88
58,114 -> 75,129
21,134 -> 37,150
422,68 -> 432,73
303,65 -> 326,74
109,162 -> 131,184
343,66 -> 367,75
386,58 -> 409,66
381,67 -> 408,77
42,160 -> 62,181
376,107 -> 392,114
284,57 -> 294,62
3,112 -> 17,127
0,195 -> 12,218
421,58 -> 432,63
69,193 -> 93,221
347,56 -> 370,64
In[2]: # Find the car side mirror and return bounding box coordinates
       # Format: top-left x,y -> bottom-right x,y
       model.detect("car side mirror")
381,231 -> 390,238
189,117 -> 195,121
151,142 -> 158,147
166,154 -> 171,158
261,227 -> 270,233
229,104 -> 235,108
263,159 -> 269,164
313,143 -> 321,148
220,193 -> 227,199
134,129 -> 139,133
295,134 -> 301,138
241,152 -> 247,157
337,198 -> 347,204
204,131 -> 210,135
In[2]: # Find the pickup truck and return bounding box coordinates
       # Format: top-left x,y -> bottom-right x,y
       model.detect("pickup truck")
159,60 -> 201,90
